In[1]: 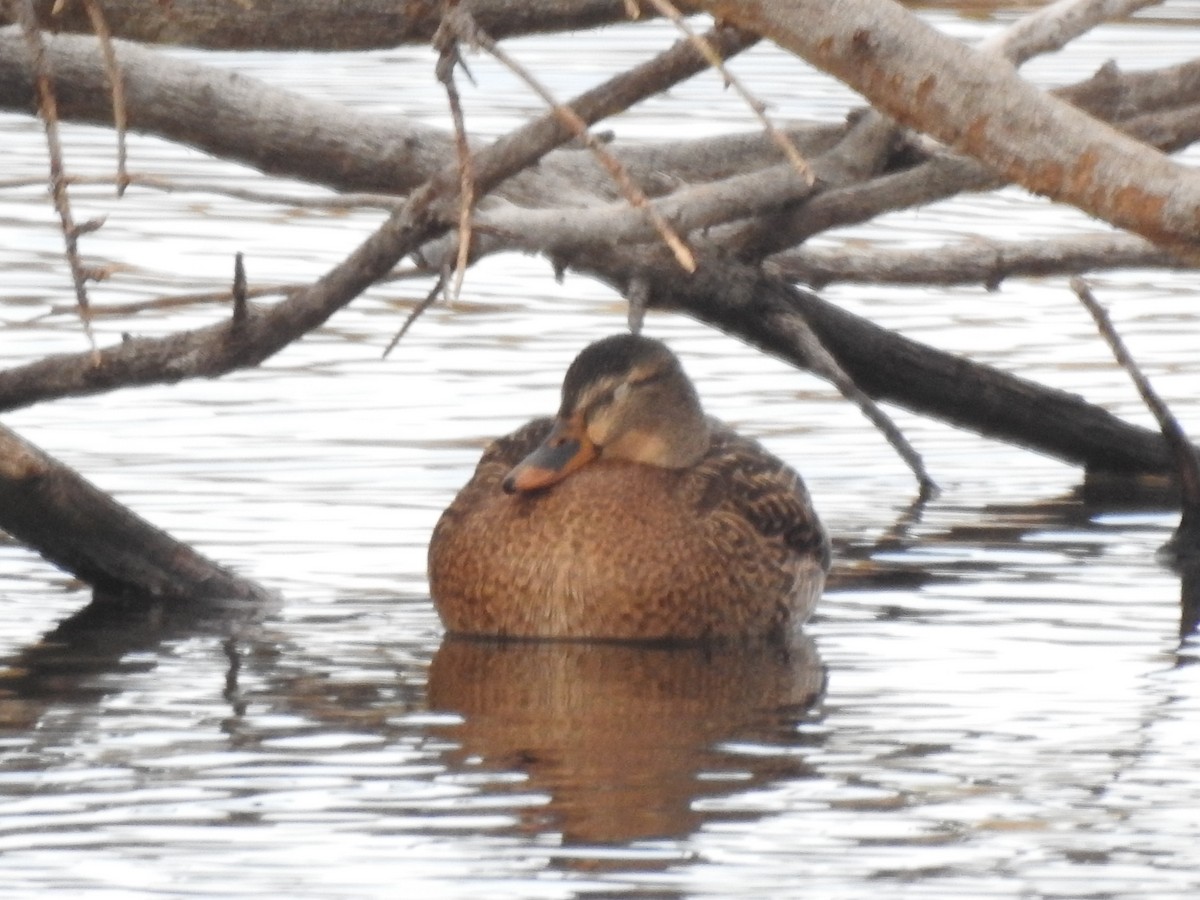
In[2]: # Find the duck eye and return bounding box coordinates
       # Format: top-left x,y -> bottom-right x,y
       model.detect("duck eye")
588,394 -> 613,417
586,382 -> 629,419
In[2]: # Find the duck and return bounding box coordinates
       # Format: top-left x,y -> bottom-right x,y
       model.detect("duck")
427,333 -> 830,641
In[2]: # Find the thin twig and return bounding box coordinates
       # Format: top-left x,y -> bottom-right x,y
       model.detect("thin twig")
449,9 -> 697,272
1070,276 -> 1200,539
0,173 -> 401,209
626,276 -> 650,334
33,268 -> 434,321
12,0 -> 95,346
808,327 -> 937,497
433,6 -> 476,305
382,272 -> 447,359
80,0 -> 128,196
231,252 -> 248,326
642,0 -> 814,185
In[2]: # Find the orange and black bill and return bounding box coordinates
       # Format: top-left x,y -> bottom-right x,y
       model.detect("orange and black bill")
502,415 -> 597,493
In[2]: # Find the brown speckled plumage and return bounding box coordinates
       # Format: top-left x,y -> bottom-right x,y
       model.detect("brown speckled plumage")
427,335 -> 830,641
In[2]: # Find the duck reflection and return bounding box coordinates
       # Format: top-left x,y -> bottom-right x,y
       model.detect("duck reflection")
428,633 -> 825,846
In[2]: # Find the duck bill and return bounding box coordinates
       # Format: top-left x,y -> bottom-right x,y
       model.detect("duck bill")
503,415 -> 597,494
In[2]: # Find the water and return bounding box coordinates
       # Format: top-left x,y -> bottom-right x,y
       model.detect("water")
2,7 -> 1200,898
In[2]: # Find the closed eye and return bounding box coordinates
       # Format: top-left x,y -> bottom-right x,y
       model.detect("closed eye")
587,390 -> 615,416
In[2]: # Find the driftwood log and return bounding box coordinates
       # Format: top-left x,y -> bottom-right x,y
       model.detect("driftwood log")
0,423 -> 268,603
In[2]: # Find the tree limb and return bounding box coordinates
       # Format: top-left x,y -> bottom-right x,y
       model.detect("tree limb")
0,23 -> 758,411
773,232 -> 1184,289
700,0 -> 1200,257
0,0 -> 642,51
0,422 -> 270,602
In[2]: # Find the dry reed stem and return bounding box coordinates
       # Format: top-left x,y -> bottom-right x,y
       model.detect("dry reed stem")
80,0 -> 128,196
434,7 -> 477,308
13,0 -> 95,345
642,0 -> 814,184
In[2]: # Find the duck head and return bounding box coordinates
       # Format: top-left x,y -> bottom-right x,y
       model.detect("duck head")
503,334 -> 712,494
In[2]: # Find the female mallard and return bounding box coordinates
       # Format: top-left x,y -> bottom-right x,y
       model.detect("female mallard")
428,333 -> 830,641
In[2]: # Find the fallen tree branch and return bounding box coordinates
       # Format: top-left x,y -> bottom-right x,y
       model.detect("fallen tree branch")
7,26 -> 1200,210
0,0 -> 643,51
773,232 -> 1185,288
465,8 -> 706,272
0,23 -> 758,411
731,96 -> 1200,263
700,0 -> 1200,257
0,421 -> 270,602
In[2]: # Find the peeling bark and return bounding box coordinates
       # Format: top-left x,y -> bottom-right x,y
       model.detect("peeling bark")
700,0 -> 1200,257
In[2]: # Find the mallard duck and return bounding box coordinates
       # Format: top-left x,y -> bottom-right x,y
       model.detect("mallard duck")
428,333 -> 830,641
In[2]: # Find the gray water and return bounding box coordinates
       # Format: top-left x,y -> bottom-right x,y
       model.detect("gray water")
1,8 -> 1199,899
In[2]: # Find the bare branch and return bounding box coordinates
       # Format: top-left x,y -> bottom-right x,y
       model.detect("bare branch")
382,274 -> 446,360
464,13 -> 700,272
0,17 -> 760,411
977,0 -> 1162,65
434,6 -> 477,305
1071,277 -> 1200,532
80,0 -> 128,195
700,0 -> 1200,257
643,0 -> 813,184
773,232 -> 1190,289
1,0 -> 646,51
0,421 -> 270,603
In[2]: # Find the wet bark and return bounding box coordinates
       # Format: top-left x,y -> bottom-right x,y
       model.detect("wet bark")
0,423 -> 270,603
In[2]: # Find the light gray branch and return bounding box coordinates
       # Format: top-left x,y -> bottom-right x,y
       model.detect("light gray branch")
772,232 -> 1187,289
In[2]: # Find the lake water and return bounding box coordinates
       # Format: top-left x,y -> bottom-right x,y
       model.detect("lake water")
2,6 -> 1199,898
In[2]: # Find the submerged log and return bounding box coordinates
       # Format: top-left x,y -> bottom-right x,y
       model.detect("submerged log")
0,422 -> 270,604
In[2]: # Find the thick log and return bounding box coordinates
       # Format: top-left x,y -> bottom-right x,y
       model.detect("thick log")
700,0 -> 1200,258
0,423 -> 270,603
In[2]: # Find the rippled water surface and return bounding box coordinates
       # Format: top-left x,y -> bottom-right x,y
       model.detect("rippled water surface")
2,7 -> 1200,899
